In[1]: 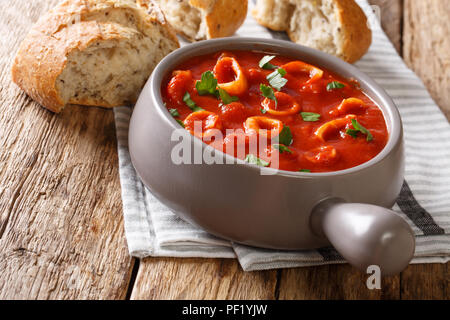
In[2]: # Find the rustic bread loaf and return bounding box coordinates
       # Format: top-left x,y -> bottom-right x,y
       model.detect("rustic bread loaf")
148,0 -> 248,41
252,0 -> 372,63
11,0 -> 179,113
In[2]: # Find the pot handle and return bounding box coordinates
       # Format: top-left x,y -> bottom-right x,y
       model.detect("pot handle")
311,198 -> 415,275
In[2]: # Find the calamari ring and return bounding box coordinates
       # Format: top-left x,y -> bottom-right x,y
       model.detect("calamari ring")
261,92 -> 301,116
281,61 -> 324,84
244,116 -> 283,139
167,70 -> 193,106
305,145 -> 339,164
329,98 -> 366,116
314,114 -> 356,141
184,111 -> 223,139
214,57 -> 248,96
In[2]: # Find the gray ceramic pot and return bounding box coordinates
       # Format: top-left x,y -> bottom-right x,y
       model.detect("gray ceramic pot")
129,38 -> 415,275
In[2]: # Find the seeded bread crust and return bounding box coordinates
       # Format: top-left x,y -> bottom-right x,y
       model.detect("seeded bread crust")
11,0 -> 179,113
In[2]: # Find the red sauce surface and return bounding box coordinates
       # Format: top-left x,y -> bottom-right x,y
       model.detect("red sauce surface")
162,51 -> 388,173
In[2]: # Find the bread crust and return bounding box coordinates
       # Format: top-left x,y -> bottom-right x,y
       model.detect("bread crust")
332,0 -> 372,63
252,0 -> 371,63
190,0 -> 248,39
11,0 -> 179,113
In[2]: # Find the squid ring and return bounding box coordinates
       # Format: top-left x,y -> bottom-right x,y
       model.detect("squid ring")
244,116 -> 283,139
184,111 -> 223,139
281,61 -> 324,84
214,57 -> 248,96
261,92 -> 301,116
329,98 -> 366,116
314,114 -> 356,141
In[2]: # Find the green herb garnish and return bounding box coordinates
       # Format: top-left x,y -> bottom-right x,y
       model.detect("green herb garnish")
267,68 -> 288,91
346,119 -> 373,141
260,84 -> 277,106
183,92 -> 204,112
327,81 -> 345,91
298,169 -> 311,173
300,112 -> 321,122
169,108 -> 180,117
260,108 -> 267,114
258,55 -> 277,70
244,154 -> 270,167
196,71 -> 218,96
273,144 -> 292,154
218,88 -> 239,105
176,119 -> 185,127
275,126 -> 293,146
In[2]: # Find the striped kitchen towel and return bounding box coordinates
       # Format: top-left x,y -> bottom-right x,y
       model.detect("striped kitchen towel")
113,0 -> 450,271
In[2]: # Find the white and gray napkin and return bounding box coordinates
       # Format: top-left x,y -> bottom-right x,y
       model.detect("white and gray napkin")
113,0 -> 450,271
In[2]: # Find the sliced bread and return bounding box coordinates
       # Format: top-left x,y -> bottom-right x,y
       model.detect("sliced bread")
252,0 -> 372,63
149,0 -> 248,41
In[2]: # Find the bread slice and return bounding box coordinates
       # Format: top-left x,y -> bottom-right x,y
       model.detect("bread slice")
148,0 -> 248,41
252,0 -> 372,63
11,0 -> 179,113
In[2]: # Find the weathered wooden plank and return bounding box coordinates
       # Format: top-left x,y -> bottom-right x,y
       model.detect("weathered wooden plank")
368,0 -> 403,53
131,258 -> 277,300
400,264 -> 448,299
277,265 -> 400,300
0,0 -> 134,299
403,0 -> 450,119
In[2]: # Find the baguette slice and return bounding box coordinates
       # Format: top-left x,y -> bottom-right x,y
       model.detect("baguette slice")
12,0 -> 179,113
252,0 -> 372,63
148,0 -> 248,41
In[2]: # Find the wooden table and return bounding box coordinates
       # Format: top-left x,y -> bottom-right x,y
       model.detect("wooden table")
0,0 -> 448,300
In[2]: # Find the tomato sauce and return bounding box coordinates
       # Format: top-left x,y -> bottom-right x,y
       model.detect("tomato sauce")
162,51 -> 388,173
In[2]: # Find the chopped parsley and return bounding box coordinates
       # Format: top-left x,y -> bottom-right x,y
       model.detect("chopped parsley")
169,108 -> 180,117
346,119 -> 373,141
183,92 -> 204,112
273,144 -> 292,154
176,119 -> 185,127
260,84 -> 277,106
258,55 -> 277,70
196,71 -> 239,104
275,126 -> 293,146
298,169 -> 311,173
327,81 -> 345,91
300,112 -> 321,122
260,108 -> 267,114
267,68 -> 288,91
244,154 -> 269,167
196,71 -> 218,96
218,88 -> 239,105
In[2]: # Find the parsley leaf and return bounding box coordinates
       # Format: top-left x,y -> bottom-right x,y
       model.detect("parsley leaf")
327,81 -> 345,91
300,112 -> 321,122
169,108 -> 180,117
298,169 -> 311,173
274,126 -> 293,146
346,119 -> 373,141
183,92 -> 204,112
260,84 -> 277,106
244,154 -> 270,167
273,144 -> 292,154
267,68 -> 288,91
258,55 -> 277,70
260,108 -> 267,114
196,71 -> 218,96
176,119 -> 185,128
218,88 -> 239,105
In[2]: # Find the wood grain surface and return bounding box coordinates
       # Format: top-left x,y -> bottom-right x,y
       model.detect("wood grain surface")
403,0 -> 450,119
0,0 -> 448,300
0,0 -> 134,299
